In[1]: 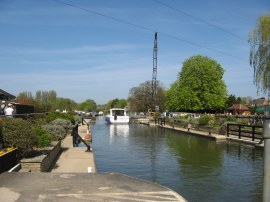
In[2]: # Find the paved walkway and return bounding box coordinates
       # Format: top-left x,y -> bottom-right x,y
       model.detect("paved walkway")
0,172 -> 187,201
51,124 -> 96,173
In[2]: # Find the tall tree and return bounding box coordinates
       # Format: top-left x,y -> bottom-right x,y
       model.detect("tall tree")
225,94 -> 237,108
35,90 -> 57,111
166,55 -> 227,112
55,97 -> 78,111
103,98 -> 128,114
16,91 -> 34,105
249,13 -> 270,93
128,80 -> 166,112
80,99 -> 97,112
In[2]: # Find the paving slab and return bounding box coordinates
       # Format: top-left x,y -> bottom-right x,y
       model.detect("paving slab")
0,172 -> 187,201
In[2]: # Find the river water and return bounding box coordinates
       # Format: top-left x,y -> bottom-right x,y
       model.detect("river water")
90,117 -> 263,202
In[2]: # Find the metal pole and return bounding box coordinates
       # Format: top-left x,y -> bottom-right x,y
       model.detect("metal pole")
263,118 -> 270,202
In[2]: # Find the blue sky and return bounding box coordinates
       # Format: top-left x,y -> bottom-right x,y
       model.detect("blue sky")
1,0 -> 269,104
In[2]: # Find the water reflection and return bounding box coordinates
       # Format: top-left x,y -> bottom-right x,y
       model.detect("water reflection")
166,133 -> 223,176
109,124 -> 129,144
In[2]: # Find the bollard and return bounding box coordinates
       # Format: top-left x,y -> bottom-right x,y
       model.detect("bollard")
263,118 -> 270,202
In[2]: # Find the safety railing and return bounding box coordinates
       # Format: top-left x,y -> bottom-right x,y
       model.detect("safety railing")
227,123 -> 263,143
155,117 -> 166,126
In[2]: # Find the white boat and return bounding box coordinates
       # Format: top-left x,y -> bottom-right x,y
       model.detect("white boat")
105,108 -> 130,124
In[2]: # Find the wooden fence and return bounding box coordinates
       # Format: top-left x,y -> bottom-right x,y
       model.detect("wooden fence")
227,123 -> 263,143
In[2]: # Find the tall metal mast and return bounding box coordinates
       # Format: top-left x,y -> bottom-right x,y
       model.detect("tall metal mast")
152,32 -> 158,111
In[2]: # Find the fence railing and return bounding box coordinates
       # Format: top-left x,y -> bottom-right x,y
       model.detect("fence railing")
227,123 -> 263,143
154,117 -> 166,126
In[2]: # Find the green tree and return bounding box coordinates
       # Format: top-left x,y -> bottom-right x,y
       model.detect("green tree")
35,90 -> 57,112
114,99 -> 127,108
249,14 -> 270,93
128,80 -> 166,112
226,94 -> 237,108
166,55 -> 227,112
55,97 -> 78,111
104,98 -> 127,114
79,99 -> 97,112
16,91 -> 34,105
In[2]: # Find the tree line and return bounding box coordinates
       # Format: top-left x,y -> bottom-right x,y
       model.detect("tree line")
15,90 -> 128,114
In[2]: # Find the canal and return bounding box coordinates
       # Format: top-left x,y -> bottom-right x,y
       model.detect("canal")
90,117 -> 263,202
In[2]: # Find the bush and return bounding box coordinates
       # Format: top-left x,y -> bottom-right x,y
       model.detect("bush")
226,116 -> 237,123
51,118 -> 73,134
198,114 -> 213,125
46,112 -> 75,124
42,125 -> 66,141
2,118 -> 37,158
35,128 -> 52,148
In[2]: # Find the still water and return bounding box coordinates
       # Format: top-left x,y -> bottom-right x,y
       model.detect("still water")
90,117 -> 263,202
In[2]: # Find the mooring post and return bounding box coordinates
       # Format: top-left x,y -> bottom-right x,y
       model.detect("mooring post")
263,118 -> 270,202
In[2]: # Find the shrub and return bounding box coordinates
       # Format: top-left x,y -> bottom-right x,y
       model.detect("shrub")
74,115 -> 82,123
198,114 -> 213,125
42,125 -> 66,141
51,118 -> 73,134
226,116 -> 237,123
2,118 -> 37,158
46,112 -> 75,124
35,128 -> 52,148
183,114 -> 192,120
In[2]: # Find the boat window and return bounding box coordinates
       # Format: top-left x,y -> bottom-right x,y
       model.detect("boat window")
113,110 -> 125,116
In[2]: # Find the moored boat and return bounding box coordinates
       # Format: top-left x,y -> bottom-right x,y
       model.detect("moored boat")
105,108 -> 129,124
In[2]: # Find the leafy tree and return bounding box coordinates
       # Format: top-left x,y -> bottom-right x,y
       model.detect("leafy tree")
55,97 -> 78,111
35,90 -> 57,112
226,94 -> 237,108
114,99 -> 127,108
16,91 -> 34,105
104,98 -> 128,114
249,13 -> 270,93
16,90 -> 77,112
80,99 -> 97,112
128,80 -> 166,112
166,55 -> 227,112
236,97 -> 243,104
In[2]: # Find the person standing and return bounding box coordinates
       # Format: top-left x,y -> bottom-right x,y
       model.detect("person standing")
4,103 -> 14,118
0,100 -> 6,115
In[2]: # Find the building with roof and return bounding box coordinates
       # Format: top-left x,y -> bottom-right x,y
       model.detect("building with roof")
228,104 -> 251,115
0,89 -> 16,101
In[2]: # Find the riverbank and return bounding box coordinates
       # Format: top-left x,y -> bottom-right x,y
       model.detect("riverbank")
133,117 -> 264,147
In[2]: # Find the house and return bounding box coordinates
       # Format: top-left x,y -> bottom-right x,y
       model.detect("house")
0,89 -> 16,101
252,97 -> 268,107
228,104 -> 251,115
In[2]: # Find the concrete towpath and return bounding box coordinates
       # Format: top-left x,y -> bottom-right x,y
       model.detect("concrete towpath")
0,172 -> 187,201
51,124 -> 96,173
